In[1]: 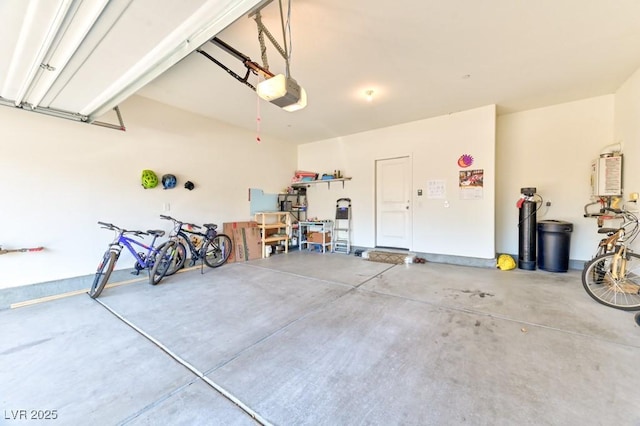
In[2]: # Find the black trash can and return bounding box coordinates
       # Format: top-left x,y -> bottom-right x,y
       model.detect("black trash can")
537,220 -> 573,272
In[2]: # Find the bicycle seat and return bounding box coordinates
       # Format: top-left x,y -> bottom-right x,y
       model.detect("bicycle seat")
597,227 -> 618,235
203,223 -> 217,230
146,230 -> 165,237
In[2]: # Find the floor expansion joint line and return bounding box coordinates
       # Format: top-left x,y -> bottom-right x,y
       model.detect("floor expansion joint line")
93,298 -> 273,426
205,267 -> 402,376
117,378 -> 201,425
353,264 -> 397,288
241,262 -> 357,289
205,285 -> 356,376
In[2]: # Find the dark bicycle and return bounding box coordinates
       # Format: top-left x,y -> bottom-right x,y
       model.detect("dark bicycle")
89,222 -> 175,298
158,215 -> 232,275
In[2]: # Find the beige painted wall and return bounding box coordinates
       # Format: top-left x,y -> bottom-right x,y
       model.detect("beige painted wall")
0,95 -> 295,289
615,66 -> 640,242
496,95 -> 615,261
297,105 -> 496,259
2,65 -> 639,290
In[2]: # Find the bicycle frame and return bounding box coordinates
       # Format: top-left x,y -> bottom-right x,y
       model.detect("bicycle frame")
159,215 -> 231,273
581,207 -> 640,310
90,222 -> 171,298
161,215 -> 210,263
180,227 -> 211,261
110,233 -> 161,269
589,208 -> 639,259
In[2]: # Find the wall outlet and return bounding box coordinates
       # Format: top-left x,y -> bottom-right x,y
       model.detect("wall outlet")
546,201 -> 551,207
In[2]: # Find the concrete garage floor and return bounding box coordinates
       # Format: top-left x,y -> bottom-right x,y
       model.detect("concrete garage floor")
2,251 -> 640,425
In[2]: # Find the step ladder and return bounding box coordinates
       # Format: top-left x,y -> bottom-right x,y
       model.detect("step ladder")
332,198 -> 351,254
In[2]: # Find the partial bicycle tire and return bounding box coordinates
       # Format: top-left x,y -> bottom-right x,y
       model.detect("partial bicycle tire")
157,240 -> 187,276
203,234 -> 232,268
149,241 -> 176,285
89,251 -> 118,298
582,252 -> 640,311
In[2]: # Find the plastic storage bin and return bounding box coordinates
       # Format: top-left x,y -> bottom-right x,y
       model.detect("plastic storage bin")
537,220 -> 573,272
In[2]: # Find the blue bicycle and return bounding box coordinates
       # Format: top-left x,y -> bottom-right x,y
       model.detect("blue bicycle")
88,221 -> 176,298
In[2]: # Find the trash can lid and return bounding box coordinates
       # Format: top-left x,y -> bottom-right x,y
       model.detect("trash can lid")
538,220 -> 573,232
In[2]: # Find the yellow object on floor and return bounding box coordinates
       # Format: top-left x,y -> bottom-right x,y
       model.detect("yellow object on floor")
497,254 -> 516,270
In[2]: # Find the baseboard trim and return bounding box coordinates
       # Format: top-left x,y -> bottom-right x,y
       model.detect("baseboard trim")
1,266 -> 203,310
1,252 -> 587,310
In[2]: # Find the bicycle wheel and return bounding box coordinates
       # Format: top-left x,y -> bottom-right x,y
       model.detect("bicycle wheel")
156,241 -> 186,276
582,252 -> 640,310
203,234 -> 232,268
89,251 -> 117,298
150,241 -> 176,285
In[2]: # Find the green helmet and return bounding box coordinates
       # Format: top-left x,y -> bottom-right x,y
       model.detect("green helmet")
141,170 -> 158,189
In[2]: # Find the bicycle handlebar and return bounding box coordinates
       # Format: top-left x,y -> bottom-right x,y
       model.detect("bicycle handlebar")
586,207 -> 636,218
602,208 -> 639,223
97,221 -> 148,237
159,215 -> 200,230
602,207 -> 623,215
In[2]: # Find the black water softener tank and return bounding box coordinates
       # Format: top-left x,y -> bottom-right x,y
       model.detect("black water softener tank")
518,187 -> 537,270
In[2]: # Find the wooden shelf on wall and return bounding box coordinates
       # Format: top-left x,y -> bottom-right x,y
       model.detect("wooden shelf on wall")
292,177 -> 352,189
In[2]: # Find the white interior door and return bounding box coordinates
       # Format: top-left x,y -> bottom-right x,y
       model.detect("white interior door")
376,156 -> 412,249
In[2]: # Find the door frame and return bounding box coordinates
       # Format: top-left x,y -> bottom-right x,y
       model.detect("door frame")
374,155 -> 413,250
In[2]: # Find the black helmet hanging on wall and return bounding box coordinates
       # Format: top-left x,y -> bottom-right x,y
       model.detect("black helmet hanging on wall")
162,174 -> 177,189
184,181 -> 195,190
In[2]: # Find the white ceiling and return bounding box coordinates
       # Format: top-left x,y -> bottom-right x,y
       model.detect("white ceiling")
2,1 -> 640,144
137,0 -> 640,144
0,0 -> 263,124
